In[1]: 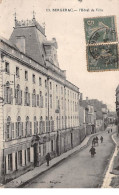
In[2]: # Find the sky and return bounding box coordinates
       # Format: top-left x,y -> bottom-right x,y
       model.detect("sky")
0,0 -> 119,111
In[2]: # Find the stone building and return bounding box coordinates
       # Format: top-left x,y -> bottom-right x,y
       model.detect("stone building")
79,97 -> 96,135
115,85 -> 119,134
0,15 -> 80,183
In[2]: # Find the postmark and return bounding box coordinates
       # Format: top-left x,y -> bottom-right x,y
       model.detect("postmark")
84,16 -> 117,44
87,43 -> 118,72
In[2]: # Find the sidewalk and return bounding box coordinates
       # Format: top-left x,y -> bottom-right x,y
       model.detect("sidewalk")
107,133 -> 119,188
3,132 -> 100,188
101,131 -> 118,188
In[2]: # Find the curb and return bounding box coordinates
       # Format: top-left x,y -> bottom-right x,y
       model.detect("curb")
100,131 -> 116,188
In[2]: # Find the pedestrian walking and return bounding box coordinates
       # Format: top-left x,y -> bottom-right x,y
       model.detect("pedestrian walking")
92,137 -> 95,147
95,136 -> 99,145
45,153 -> 51,166
89,146 -> 96,158
100,136 -> 103,143
111,129 -> 112,132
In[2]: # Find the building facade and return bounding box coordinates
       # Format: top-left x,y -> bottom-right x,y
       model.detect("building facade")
0,16 -> 80,183
79,97 -> 96,135
116,85 -> 119,134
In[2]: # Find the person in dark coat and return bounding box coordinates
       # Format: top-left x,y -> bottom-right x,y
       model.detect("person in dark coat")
95,136 -> 99,145
100,136 -> 103,143
92,137 -> 96,146
96,136 -> 98,141
46,153 -> 51,166
89,146 -> 96,157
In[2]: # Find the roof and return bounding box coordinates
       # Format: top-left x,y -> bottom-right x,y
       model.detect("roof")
0,35 -> 19,50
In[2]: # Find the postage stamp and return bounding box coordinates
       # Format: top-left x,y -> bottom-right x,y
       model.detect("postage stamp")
86,43 -> 118,72
84,16 -> 117,45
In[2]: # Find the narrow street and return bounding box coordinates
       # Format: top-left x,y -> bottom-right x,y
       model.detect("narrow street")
24,126 -> 116,188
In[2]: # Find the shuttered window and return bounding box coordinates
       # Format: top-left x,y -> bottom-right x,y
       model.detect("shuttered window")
24,87 -> 30,106
4,82 -> 13,104
6,116 -> 12,141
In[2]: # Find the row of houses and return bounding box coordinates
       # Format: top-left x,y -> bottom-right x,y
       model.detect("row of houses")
0,15 -> 109,183
79,96 -> 109,135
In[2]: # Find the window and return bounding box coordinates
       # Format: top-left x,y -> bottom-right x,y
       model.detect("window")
5,62 -> 10,74
32,89 -> 36,107
68,90 -> 69,96
46,116 -> 49,132
11,123 -> 14,139
15,84 -> 22,105
45,93 -> 47,108
65,88 -> 66,95
62,116 -> 64,129
61,87 -> 63,95
45,80 -> 47,88
39,91 -> 43,108
65,116 -> 67,128
34,116 -> 38,134
25,117 -> 32,136
37,94 -> 39,107
39,77 -> 42,86
27,148 -> 30,162
5,82 -> 13,104
50,94 -> 52,109
25,70 -> 28,80
50,82 -> 52,90
16,116 -> 23,138
16,67 -> 20,77
56,116 -> 59,130
51,140 -> 53,152
6,117 -> 12,140
61,97 -> 63,110
56,96 -> 60,110
18,150 -> 22,166
56,85 -> 57,92
50,116 -> 54,132
8,154 -> 12,171
32,74 -> 35,83
39,116 -> 43,134
24,87 -> 30,106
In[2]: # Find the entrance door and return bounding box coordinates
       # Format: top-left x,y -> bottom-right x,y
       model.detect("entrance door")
15,153 -> 17,170
34,143 -> 39,167
71,133 -> 73,148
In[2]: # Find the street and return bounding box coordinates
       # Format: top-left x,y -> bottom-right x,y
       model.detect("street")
24,126 -> 116,188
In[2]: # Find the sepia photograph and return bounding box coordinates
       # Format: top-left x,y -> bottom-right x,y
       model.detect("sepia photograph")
0,0 -> 119,190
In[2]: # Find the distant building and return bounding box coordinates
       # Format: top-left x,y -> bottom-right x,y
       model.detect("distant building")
79,96 -> 108,133
79,97 -> 96,135
79,105 -> 85,127
79,105 -> 86,141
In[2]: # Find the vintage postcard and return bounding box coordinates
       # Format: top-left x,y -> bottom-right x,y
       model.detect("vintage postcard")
0,0 -> 119,190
